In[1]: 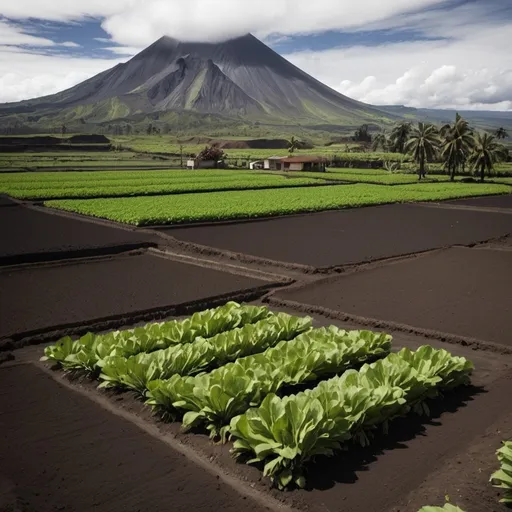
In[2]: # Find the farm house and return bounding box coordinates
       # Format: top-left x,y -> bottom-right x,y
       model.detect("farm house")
280,156 -> 327,172
263,156 -> 287,170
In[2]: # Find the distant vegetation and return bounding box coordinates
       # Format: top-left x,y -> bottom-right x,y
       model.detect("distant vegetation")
351,114 -> 510,182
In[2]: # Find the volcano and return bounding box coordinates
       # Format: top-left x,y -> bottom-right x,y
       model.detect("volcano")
0,34 -> 394,128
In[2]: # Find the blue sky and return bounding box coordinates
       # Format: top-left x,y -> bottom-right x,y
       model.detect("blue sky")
0,0 -> 510,110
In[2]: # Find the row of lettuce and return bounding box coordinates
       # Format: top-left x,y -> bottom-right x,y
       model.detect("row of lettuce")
44,182 -> 511,226
42,301 -> 489,493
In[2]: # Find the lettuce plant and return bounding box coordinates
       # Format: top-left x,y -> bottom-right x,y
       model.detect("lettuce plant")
490,440 -> 512,504
99,313 -> 312,394
146,328 -> 392,440
230,346 -> 473,490
41,302 -> 270,372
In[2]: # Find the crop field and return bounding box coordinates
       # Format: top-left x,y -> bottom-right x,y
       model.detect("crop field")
0,151 -> 173,170
41,303 -> 472,491
0,169 -> 321,200
45,182 -> 511,225
2,182 -> 512,512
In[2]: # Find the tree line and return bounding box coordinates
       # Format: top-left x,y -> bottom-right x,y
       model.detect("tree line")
370,115 -> 509,182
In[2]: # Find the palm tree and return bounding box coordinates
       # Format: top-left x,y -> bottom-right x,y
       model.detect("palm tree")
441,114 -> 474,181
469,132 -> 508,182
495,127 -> 509,140
389,122 -> 412,153
405,123 -> 440,180
288,136 -> 299,154
372,133 -> 388,152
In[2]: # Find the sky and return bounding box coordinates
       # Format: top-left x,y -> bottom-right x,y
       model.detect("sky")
0,0 -> 511,111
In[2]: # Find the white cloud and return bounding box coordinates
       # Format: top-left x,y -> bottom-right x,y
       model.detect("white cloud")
60,41 -> 81,48
0,20 -> 56,46
1,0 -> 444,44
0,49 -> 124,102
102,46 -> 143,56
285,23 -> 512,111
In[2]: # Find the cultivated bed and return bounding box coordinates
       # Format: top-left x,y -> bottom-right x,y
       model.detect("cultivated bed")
0,197 -> 156,265
0,364 -> 267,512
27,304 -> 512,512
447,194 -> 512,209
0,253 -> 275,345
274,247 -> 512,347
166,203 -> 512,269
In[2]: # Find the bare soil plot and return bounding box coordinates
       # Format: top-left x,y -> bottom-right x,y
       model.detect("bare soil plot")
0,198 -> 156,265
275,247 -> 512,348
446,194 -> 512,209
164,203 -> 512,269
0,364 -> 266,512
0,252 -> 275,346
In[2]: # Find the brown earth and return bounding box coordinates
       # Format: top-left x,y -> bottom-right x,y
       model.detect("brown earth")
0,198 -> 156,265
3,194 -> 512,512
0,363 -> 268,512
7,324 -> 511,512
164,203 -> 512,269
274,247 -> 512,348
0,251 -> 275,347
447,194 -> 512,209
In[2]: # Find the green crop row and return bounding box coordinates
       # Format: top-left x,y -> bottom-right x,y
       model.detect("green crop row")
98,313 -> 312,395
45,183 -> 511,226
42,302 -> 270,373
230,346 -> 473,489
490,440 -> 512,503
147,328 -> 391,441
0,169 -> 256,184
418,505 -> 465,512
1,174 -> 321,200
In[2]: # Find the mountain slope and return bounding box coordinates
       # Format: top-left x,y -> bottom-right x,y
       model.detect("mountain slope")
0,34 -> 394,129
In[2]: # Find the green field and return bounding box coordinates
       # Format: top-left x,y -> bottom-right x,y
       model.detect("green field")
0,170 -> 322,200
45,182 -> 511,226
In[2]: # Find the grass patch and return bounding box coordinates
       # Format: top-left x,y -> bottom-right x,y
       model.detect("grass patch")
45,182 -> 511,226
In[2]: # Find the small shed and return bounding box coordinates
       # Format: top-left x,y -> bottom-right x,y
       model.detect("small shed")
249,160 -> 264,170
280,156 -> 327,172
264,156 -> 287,171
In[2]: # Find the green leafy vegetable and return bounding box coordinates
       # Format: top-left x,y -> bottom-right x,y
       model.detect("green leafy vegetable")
99,313 -> 312,394
417,505 -> 466,512
146,328 -> 392,440
230,346 -> 473,490
41,302 -> 271,372
490,440 -> 512,504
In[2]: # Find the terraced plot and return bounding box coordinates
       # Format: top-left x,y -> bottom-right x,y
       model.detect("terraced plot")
274,247 -> 512,348
167,203 -> 512,269
45,183 -> 511,225
0,256 -> 275,347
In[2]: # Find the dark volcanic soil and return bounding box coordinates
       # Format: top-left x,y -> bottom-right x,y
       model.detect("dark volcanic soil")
0,199 -> 156,265
0,252 -> 272,344
163,203 -> 512,268
0,364 -> 266,512
447,194 -> 512,209
276,247 -> 512,347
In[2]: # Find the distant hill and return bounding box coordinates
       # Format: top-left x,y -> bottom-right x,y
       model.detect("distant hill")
0,34 -> 395,133
379,105 -> 512,131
